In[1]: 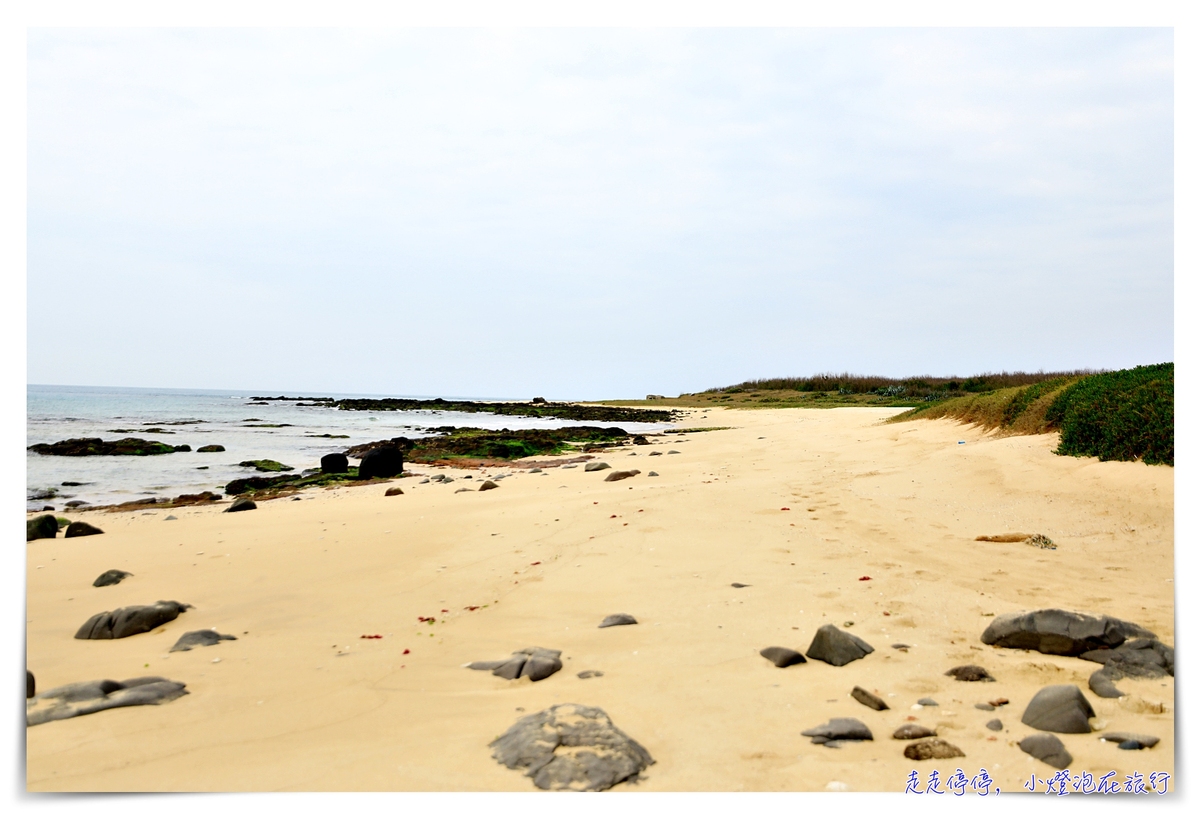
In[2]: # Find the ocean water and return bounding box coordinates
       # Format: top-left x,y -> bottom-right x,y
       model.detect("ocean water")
27,385 -> 671,511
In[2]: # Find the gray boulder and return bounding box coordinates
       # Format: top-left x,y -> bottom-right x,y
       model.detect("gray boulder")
806,624 -> 874,666
1018,733 -> 1073,769
490,703 -> 654,791
169,630 -> 238,652
599,614 -> 638,628
981,609 -> 1155,655
801,717 -> 873,746
64,521 -> 104,538
27,514 -> 59,541
584,462 -> 610,472
1020,684 -> 1095,733
851,686 -> 888,710
92,569 -> 133,587
760,647 -> 806,668
74,600 -> 192,640
27,677 -> 188,726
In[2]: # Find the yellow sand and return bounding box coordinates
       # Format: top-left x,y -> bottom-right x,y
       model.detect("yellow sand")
25,407 -> 1175,793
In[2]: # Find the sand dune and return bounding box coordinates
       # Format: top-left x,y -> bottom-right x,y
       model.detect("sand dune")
25,406 -> 1174,792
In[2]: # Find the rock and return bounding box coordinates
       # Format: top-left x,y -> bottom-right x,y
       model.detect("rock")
1080,638 -> 1174,678
1088,669 -> 1126,699
648,451 -> 663,457
491,656 -> 527,680
197,445 -> 225,453
169,630 -> 238,652
27,670 -> 35,698
647,471 -> 659,477
974,703 -> 995,711
946,665 -> 995,682
731,583 -> 750,588
490,703 -> 655,791
986,719 -> 1003,731
916,697 -> 939,707
92,569 -> 132,588
384,487 -> 404,496
760,647 -> 806,668
521,653 -> 564,682
226,497 -> 257,512
455,487 -> 473,493
1020,684 -> 1095,733
904,739 -> 965,760
26,514 -> 59,541
470,647 -> 563,682
28,437 -> 182,456
479,480 -> 499,491
631,435 -> 649,445
64,521 -> 104,538
801,717 -> 873,746
1018,733 -> 1073,769
321,453 -> 349,473
599,614 -> 638,628
74,600 -> 192,640
27,677 -> 189,726
578,670 -> 604,679
980,609 -> 1156,656
42,505 -> 55,511
604,469 -> 640,482
359,446 -> 404,480
1100,732 -> 1160,749
893,724 -> 936,740
238,459 -> 293,472
64,500 -> 87,508
806,624 -> 875,666
1118,739 -> 1145,750
851,686 -> 889,710
584,462 -> 611,472
667,450 -> 680,455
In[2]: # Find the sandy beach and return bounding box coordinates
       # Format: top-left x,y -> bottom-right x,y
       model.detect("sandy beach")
25,405 -> 1174,792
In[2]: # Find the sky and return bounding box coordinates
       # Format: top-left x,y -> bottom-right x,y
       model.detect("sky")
24,26 -> 1175,399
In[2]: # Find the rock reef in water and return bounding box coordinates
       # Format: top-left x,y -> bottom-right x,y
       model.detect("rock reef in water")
28,437 -> 189,456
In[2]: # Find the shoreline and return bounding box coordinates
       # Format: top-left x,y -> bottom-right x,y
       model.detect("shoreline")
25,406 -> 1174,792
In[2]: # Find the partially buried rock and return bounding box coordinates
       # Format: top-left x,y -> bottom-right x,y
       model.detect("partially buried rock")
893,724 -> 936,740
599,613 -> 638,628
802,717 -> 873,746
384,487 -> 404,496
1021,684 -> 1095,733
27,670 -> 35,698
604,469 -> 640,482
1088,668 -> 1126,699
26,514 -> 59,542
468,647 -> 563,682
760,647 -> 806,668
851,686 -> 889,710
490,703 -> 654,791
981,609 -> 1155,656
584,462 -> 610,472
75,600 -> 192,640
321,452 -> 349,473
27,677 -> 188,726
170,630 -> 238,652
226,497 -> 256,512
1018,733 -> 1073,769
578,670 -> 604,679
986,719 -> 1003,731
904,739 -> 965,760
806,624 -> 874,666
946,665 -> 995,682
647,471 -> 659,477
479,480 -> 499,491
64,521 -> 104,538
93,569 -> 132,588
1100,731 -> 1159,749
1080,638 -> 1174,679
916,697 -> 939,707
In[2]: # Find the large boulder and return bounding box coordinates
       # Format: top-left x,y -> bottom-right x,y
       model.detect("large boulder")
981,609 -> 1155,655
490,703 -> 655,791
74,600 -> 192,640
27,677 -> 189,726
64,521 -> 104,538
1020,685 -> 1095,733
27,514 -> 59,541
358,446 -> 404,480
320,453 -> 349,474
806,624 -> 874,666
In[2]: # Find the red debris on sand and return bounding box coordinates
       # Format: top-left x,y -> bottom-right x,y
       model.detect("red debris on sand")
402,649 -> 410,655
859,576 -> 872,581
610,515 -> 617,519
465,606 -> 480,611
905,716 -> 917,721
360,634 -> 383,639
530,561 -> 541,565
781,507 -> 790,511
883,611 -> 891,616
417,616 -> 436,623
989,698 -> 1009,707
441,609 -> 449,613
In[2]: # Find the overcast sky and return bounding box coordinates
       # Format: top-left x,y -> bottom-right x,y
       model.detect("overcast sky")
26,27 -> 1173,399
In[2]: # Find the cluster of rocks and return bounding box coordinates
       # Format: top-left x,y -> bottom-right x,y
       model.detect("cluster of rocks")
760,623 -> 875,669
467,647 -> 563,681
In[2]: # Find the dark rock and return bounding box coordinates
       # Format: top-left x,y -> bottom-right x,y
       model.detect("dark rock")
27,670 -> 35,698
321,453 -> 349,473
974,703 -> 995,711
946,665 -> 995,682
169,630 -> 238,652
64,500 -> 87,508
197,445 -> 225,453
92,569 -> 132,588
893,724 -> 937,740
631,435 -> 649,445
981,609 -> 1156,656
75,601 -> 191,640
492,656 -> 527,680
27,514 -> 59,541
1018,733 -> 1073,769
760,647 -> 806,668
490,703 -> 654,791
174,445 -> 192,452
917,697 -> 939,707
42,505 -> 55,511
584,462 -> 610,472
1080,638 -> 1174,678
604,469 -> 640,482
904,738 -> 965,760
479,480 -> 499,491
648,451 -> 663,457
1020,684 -> 1095,733
1101,732 -> 1159,749
226,497 -> 257,512
667,450 -> 680,455
986,719 -> 1003,731
1088,668 -> 1126,699
384,487 -> 404,496
171,491 -> 222,506
238,459 -> 293,472
471,647 -> 563,682
1118,739 -> 1145,750
29,488 -> 57,500
731,583 -> 750,588
801,717 -> 873,745
27,677 -> 189,726
64,521 -> 104,538
647,471 -> 659,477
358,446 -> 404,480
892,643 -> 911,650
521,654 -> 563,682
851,686 -> 889,710
806,624 -> 875,666
28,437 -> 182,457
578,670 -> 604,679
599,614 -> 638,628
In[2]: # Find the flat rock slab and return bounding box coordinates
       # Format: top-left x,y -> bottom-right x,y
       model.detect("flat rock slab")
981,609 -> 1155,656
1080,638 -> 1174,679
904,739 -> 964,760
760,647 -> 806,668
27,677 -> 188,726
1019,733 -> 1073,769
75,600 -> 192,640
801,717 -> 873,745
1021,684 -> 1095,733
468,647 -> 563,682
583,462 -> 610,472
851,686 -> 889,710
946,664 -> 995,682
599,613 -> 638,628
893,724 -> 936,740
490,703 -> 654,791
92,569 -> 132,588
64,521 -> 104,538
806,624 -> 874,666
169,630 -> 238,652
1100,732 -> 1160,749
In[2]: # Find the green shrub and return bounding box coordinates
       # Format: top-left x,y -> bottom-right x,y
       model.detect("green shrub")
1046,363 -> 1173,466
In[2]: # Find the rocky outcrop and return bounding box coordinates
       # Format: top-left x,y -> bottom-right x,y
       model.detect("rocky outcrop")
27,514 -> 59,541
238,459 -> 293,472
74,601 -> 192,640
981,609 -> 1155,655
27,677 -> 189,726
28,438 -> 188,456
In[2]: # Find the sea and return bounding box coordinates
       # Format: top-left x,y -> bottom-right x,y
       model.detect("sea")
27,384 -> 673,511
